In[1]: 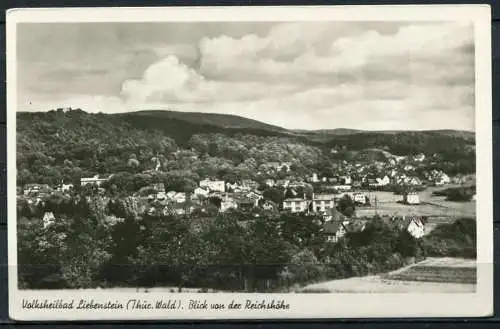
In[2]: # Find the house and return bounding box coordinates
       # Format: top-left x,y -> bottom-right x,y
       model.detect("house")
220,196 -> 238,213
262,200 -> 277,211
166,191 -> 177,199
311,194 -> 335,213
339,175 -> 352,185
414,154 -> 426,162
266,162 -> 291,172
375,175 -> 391,186
322,221 -> 347,243
333,185 -> 351,191
311,173 -> 320,183
353,193 -> 367,204
264,179 -> 276,187
200,179 -> 225,193
405,216 -> 426,239
225,182 -> 240,192
60,183 -> 74,192
23,184 -> 52,196
403,165 -> 415,172
235,196 -> 255,211
403,192 -> 420,205
173,192 -> 186,203
166,191 -> 186,203
398,216 -> 427,239
81,175 -> 108,187
280,162 -> 292,172
282,198 -> 309,213
434,172 -> 451,186
194,187 -> 210,197
246,191 -> 263,206
151,183 -> 165,192
408,177 -> 422,186
42,212 -> 56,229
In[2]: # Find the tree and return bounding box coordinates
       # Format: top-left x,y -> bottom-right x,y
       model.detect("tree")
336,195 -> 355,217
263,187 -> 285,205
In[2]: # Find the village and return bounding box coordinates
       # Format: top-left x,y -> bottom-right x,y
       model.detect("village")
18,149 -> 476,246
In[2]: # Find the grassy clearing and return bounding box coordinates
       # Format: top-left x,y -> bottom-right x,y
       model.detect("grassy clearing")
297,257 -> 476,293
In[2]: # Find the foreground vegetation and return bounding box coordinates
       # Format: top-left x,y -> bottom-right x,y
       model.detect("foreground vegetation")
18,190 -> 476,291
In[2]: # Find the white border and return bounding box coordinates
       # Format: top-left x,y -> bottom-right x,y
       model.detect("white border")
6,5 -> 493,321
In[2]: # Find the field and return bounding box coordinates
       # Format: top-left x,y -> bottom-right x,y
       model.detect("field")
355,186 -> 476,221
299,258 -> 476,293
383,257 -> 476,284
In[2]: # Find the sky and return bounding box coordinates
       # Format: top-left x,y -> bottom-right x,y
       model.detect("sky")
16,21 -> 475,131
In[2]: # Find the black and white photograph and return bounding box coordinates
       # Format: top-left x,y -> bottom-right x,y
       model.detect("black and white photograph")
7,5 -> 493,320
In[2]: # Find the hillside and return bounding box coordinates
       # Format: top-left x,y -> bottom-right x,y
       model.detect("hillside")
16,109 -> 476,186
115,109 -> 288,133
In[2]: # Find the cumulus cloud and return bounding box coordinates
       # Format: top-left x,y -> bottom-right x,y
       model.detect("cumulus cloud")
19,21 -> 476,131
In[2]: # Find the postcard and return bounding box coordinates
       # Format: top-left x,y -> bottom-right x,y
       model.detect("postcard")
6,5 -> 493,321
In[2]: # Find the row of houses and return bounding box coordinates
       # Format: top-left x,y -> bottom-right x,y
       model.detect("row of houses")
321,213 -> 427,243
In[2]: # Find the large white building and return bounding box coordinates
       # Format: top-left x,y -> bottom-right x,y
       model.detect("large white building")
283,198 -> 309,213
403,192 -> 420,205
311,194 -> 335,213
199,179 -> 225,193
80,175 -> 108,187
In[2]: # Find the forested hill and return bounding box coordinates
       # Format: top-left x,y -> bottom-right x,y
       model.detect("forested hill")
16,109 -> 475,186
118,110 -> 288,133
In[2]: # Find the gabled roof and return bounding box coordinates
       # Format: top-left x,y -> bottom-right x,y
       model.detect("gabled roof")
313,194 -> 335,201
283,198 -> 306,202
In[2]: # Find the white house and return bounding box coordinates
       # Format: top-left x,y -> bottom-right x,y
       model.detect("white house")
246,191 -> 263,207
414,154 -> 426,162
323,221 -> 347,243
403,192 -> 420,205
340,175 -> 352,185
61,183 -> 74,192
200,179 -> 225,193
81,175 -> 108,187
282,198 -> 309,213
194,187 -> 210,197
404,165 -> 415,172
311,194 -> 335,213
408,177 -> 422,186
225,182 -> 240,191
434,173 -> 451,186
264,179 -> 276,187
311,173 -> 320,183
220,197 -> 238,212
173,192 -> 186,203
353,193 -> 367,204
23,184 -> 52,196
333,185 -> 351,191
42,212 -> 56,229
376,175 -> 391,186
403,216 -> 426,239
